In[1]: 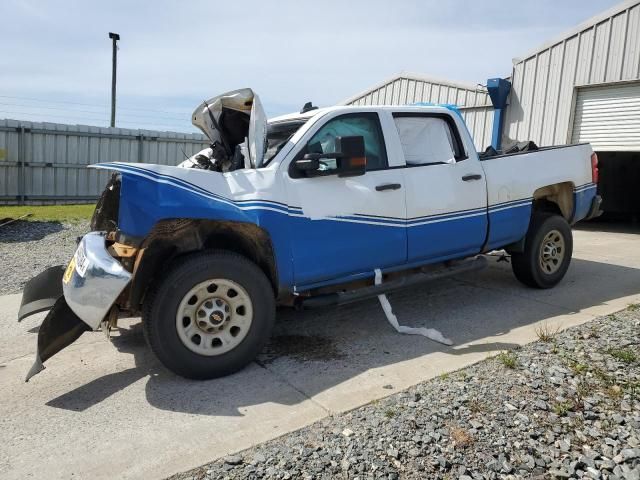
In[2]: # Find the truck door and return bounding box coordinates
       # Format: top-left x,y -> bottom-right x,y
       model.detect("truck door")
283,112 -> 407,288
393,113 -> 488,263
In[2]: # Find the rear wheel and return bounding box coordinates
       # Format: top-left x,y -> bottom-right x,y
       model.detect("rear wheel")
143,251 -> 275,379
511,213 -> 573,289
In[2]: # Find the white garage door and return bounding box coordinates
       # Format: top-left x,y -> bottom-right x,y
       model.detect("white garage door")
571,82 -> 640,151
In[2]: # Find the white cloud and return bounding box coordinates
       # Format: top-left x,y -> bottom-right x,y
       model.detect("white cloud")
0,0 -> 620,130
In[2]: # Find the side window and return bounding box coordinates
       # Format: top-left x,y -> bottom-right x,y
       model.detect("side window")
304,113 -> 388,171
393,116 -> 459,166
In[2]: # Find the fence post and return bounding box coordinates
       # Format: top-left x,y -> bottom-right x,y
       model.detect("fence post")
18,126 -> 26,205
138,134 -> 144,163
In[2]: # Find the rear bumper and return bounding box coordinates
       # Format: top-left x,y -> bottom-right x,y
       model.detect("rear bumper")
63,231 -> 132,330
584,194 -> 603,221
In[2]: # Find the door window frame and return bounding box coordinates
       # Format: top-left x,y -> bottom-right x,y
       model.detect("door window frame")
287,112 -> 390,179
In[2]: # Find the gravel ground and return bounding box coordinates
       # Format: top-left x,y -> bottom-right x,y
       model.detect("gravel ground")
0,220 -> 88,295
171,308 -> 640,480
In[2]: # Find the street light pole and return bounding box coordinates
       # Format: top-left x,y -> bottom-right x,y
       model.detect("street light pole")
108,32 -> 120,128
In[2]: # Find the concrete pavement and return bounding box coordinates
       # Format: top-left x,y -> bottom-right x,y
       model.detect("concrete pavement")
1,223 -> 639,479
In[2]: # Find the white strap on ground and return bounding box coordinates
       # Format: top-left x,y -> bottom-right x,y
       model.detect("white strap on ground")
374,269 -> 453,346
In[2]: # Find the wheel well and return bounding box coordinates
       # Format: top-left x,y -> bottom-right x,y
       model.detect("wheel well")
532,182 -> 574,220
128,219 -> 278,311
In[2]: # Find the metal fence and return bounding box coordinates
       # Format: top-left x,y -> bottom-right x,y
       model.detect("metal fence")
0,119 -> 209,205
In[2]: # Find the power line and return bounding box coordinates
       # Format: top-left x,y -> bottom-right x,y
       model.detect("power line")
0,110 -> 195,131
0,94 -> 191,117
0,102 -> 191,122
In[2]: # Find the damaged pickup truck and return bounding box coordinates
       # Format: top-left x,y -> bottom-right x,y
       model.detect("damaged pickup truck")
18,88 -> 602,381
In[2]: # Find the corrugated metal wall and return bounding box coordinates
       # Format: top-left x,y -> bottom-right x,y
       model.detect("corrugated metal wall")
343,75 -> 495,150
458,107 -> 495,152
0,119 -> 208,205
504,1 -> 640,147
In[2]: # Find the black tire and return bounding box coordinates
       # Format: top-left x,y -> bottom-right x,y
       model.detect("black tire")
511,213 -> 573,289
142,250 -> 275,379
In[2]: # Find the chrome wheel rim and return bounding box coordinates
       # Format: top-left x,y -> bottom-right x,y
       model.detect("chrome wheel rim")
539,229 -> 565,275
175,279 -> 253,356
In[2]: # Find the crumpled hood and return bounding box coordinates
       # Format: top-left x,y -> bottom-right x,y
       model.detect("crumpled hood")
192,88 -> 267,167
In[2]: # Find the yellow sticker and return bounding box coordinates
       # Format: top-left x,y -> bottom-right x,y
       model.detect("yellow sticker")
0,149 -> 6,160
63,257 -> 76,284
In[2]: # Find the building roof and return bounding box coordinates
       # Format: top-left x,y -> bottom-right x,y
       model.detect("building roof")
513,0 -> 640,64
340,72 -> 487,106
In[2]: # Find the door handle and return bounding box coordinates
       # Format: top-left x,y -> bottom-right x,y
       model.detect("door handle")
375,183 -> 402,191
461,174 -> 483,181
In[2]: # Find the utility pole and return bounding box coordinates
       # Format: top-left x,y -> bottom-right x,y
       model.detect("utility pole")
108,32 -> 120,128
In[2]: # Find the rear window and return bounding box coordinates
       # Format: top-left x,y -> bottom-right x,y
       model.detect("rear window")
393,116 -> 456,166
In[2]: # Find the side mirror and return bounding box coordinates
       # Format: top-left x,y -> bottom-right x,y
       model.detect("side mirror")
335,135 -> 366,177
292,135 -> 366,178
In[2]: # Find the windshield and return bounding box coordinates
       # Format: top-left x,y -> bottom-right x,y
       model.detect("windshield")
263,120 -> 307,165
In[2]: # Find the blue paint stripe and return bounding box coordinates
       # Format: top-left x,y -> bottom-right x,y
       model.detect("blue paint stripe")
574,184 -> 597,193
98,163 -> 292,214
489,200 -> 532,213
95,162 -> 568,228
574,182 -> 596,190
106,163 -> 229,200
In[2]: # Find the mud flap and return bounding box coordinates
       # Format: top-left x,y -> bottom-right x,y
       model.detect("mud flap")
18,265 -> 65,322
26,296 -> 91,382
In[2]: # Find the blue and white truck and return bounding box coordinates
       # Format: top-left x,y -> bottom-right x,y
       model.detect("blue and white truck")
18,88 -> 602,380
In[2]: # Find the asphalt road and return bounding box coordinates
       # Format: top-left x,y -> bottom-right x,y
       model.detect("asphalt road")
1,223 -> 639,479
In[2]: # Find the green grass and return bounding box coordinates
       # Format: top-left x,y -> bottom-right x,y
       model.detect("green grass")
497,351 -> 518,369
552,400 -> 573,416
0,204 -> 95,223
607,348 -> 638,364
384,408 -> 397,419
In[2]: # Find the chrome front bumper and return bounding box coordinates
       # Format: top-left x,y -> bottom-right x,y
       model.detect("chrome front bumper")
19,231 -> 133,381
63,231 -> 132,330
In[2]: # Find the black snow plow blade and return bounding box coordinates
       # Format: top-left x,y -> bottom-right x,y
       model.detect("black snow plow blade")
19,266 -> 91,381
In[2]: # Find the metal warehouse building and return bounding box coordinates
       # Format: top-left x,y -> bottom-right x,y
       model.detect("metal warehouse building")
344,0 -> 640,214
342,74 -> 495,151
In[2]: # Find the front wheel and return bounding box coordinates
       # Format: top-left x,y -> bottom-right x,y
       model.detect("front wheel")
143,251 -> 276,379
511,213 -> 573,289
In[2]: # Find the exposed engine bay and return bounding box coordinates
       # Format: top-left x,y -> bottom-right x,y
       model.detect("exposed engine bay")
181,88 -> 266,172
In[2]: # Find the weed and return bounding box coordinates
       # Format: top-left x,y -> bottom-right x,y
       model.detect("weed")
439,372 -> 450,381
624,381 -> 640,402
552,401 -> 573,416
467,397 -> 486,414
576,379 -> 591,398
449,426 -> 473,448
497,351 -> 518,369
536,323 -> 560,343
591,366 -> 614,386
384,408 -> 397,419
607,348 -> 637,364
627,303 -> 640,312
606,385 -> 623,400
569,360 -> 588,376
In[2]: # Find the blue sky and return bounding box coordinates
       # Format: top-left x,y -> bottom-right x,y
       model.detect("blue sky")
0,0 -> 621,132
